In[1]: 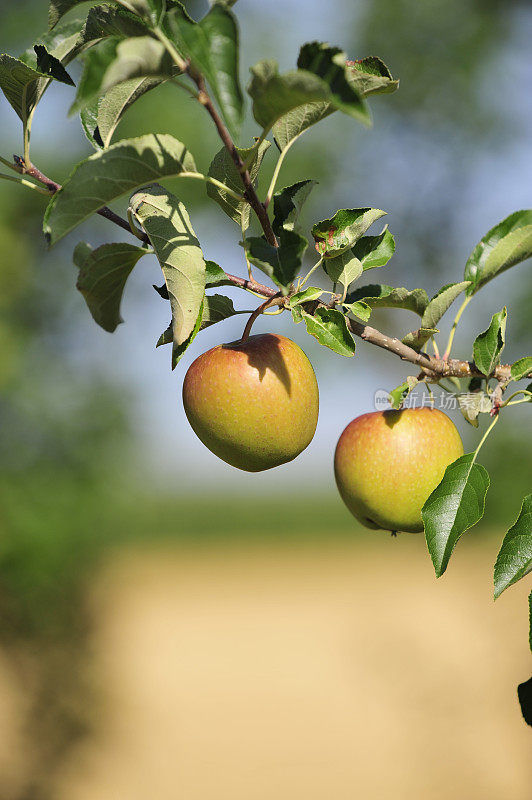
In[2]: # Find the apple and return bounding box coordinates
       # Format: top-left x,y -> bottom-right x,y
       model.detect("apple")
182,333 -> 319,471
334,407 -> 464,533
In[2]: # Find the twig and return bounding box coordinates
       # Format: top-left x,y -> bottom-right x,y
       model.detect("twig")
0,172 -> 50,195
192,74 -> 278,248
240,295 -> 284,341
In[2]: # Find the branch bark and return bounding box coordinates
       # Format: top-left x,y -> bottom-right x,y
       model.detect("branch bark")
192,74 -> 278,248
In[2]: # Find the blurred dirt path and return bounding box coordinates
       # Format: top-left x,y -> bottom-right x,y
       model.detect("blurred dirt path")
56,536 -> 531,800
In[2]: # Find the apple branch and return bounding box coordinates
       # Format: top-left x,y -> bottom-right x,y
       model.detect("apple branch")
190,73 -> 278,248
13,157 -> 145,240
18,160 -> 515,384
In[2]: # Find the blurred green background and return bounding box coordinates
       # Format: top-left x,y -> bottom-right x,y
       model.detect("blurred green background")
1,1 -> 531,798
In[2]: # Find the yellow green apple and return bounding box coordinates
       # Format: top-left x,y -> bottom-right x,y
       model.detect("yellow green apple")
183,333 -> 319,471
334,407 -> 464,532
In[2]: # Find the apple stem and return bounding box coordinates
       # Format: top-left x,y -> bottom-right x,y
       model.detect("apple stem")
240,296 -> 285,341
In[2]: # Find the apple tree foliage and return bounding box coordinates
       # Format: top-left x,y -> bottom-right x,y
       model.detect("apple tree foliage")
1,0 -> 531,722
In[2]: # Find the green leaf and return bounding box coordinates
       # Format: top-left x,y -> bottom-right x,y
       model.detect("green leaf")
345,284 -> 429,316
464,210 -> 532,295
70,36 -> 174,114
422,454 -> 490,578
130,184 -> 206,348
28,17 -> 86,66
511,357 -> 532,382
389,376 -> 418,410
473,307 -> 507,376
457,391 -> 491,428
244,231 -> 307,293
421,281 -> 470,329
205,260 -> 233,288
117,0 -> 180,25
345,56 -> 399,97
350,227 -> 395,270
30,44 -> 75,84
43,133 -> 196,246
273,101 -> 333,153
200,293 -> 243,328
13,19 -> 84,116
323,250 -> 363,291
80,95 -> 104,148
82,76 -> 163,150
72,240 -> 92,268
342,299 -> 372,322
0,51 -> 73,122
272,54 -> 397,151
49,0 -> 90,29
170,300 -> 204,369
166,3 -> 243,139
248,47 -> 370,135
401,327 -> 438,350
312,208 -> 386,258
206,140 -> 271,230
288,286 -> 324,308
297,41 -> 370,122
272,180 -> 317,235
494,495 -> 532,599
78,4 -> 150,49
298,307 -> 356,356
74,241 -> 149,332
158,292 -> 243,344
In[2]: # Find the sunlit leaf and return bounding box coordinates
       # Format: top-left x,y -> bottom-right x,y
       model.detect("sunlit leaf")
130,184 -> 206,349
422,454 -> 490,577
298,307 -> 356,356
44,133 -> 196,245
342,299 -> 372,322
464,210 -> 532,295
323,250 -> 363,290
345,284 -> 429,316
389,376 -> 418,409
345,56 -> 399,97
312,208 -> 386,258
421,281 -> 470,329
472,307 -> 507,376
402,326 -> 438,350
205,260 -> 233,288
351,226 -> 395,270
510,357 -> 532,382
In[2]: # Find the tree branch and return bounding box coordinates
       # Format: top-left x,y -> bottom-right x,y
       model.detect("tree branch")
16,159 -> 515,384
191,74 -> 278,248
16,156 -> 278,298
14,156 -> 149,242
